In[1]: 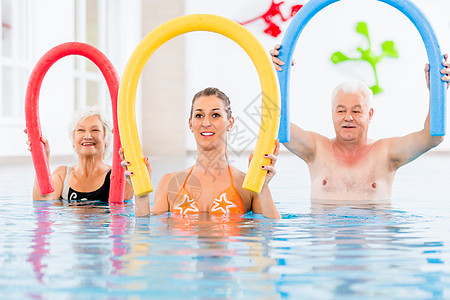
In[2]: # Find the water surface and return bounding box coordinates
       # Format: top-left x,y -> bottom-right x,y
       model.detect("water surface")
1,153 -> 450,299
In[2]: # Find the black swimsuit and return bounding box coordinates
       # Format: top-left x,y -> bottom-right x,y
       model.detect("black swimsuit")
61,167 -> 111,202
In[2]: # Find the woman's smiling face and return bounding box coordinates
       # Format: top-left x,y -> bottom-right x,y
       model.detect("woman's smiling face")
189,95 -> 233,151
73,115 -> 107,157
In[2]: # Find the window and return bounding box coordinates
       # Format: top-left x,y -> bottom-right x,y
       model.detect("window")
74,0 -> 119,114
0,0 -> 122,122
0,0 -> 29,122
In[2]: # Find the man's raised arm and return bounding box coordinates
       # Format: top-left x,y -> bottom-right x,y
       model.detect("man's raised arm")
270,44 -> 318,163
283,123 -> 318,163
387,56 -> 449,169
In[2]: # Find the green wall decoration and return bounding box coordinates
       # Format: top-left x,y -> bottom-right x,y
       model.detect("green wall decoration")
331,21 -> 399,95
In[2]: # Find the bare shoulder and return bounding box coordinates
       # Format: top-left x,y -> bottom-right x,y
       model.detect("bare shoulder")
372,136 -> 407,168
311,131 -> 328,140
155,168 -> 193,205
154,172 -> 175,198
105,164 -> 112,176
50,166 -> 67,197
157,171 -> 177,187
229,165 -> 255,198
53,165 -> 67,174
230,165 -> 246,182
156,168 -> 191,189
286,129 -> 331,162
312,134 -> 334,155
370,138 -> 392,153
314,132 -> 333,145
52,165 -> 67,180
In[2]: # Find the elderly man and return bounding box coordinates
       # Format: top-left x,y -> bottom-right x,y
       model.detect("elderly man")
271,45 -> 449,200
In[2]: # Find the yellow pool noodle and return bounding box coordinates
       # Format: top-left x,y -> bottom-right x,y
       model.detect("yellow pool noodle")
118,14 -> 280,196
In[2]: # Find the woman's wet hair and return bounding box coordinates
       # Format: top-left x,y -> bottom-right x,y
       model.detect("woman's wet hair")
69,106 -> 112,156
331,80 -> 373,109
190,87 -> 232,119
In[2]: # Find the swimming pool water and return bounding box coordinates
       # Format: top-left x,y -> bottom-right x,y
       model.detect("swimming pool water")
1,153 -> 450,299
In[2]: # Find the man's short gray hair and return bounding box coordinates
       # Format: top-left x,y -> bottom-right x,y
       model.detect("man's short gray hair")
69,106 -> 112,156
331,80 -> 373,109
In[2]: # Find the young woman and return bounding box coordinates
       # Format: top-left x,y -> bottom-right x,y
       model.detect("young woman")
123,87 -> 281,218
27,106 -> 134,201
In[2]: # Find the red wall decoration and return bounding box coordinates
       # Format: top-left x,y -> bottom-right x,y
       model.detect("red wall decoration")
239,0 -> 303,37
2,22 -> 11,40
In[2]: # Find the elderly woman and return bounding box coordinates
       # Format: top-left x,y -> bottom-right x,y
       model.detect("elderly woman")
26,106 -> 133,201
123,87 -> 281,218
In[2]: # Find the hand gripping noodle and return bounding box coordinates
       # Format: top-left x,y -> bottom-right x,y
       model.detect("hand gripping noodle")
277,0 -> 446,142
118,14 -> 280,196
25,42 -> 126,203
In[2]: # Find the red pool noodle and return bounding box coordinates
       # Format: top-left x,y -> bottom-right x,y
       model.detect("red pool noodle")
25,42 -> 125,203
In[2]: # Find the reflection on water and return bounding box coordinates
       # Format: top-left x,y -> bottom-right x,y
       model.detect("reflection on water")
27,201 -> 53,283
275,200 -> 449,299
115,213 -> 281,299
0,199 -> 447,299
1,154 -> 450,299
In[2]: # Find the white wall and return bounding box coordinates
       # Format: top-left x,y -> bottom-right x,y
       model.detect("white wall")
184,0 -> 450,152
140,0 -> 186,157
2,0 -> 450,161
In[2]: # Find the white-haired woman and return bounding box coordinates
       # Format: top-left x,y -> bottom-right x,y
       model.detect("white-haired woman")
26,106 -> 134,201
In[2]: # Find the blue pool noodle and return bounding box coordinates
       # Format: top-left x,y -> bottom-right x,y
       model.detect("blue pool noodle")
277,0 -> 446,143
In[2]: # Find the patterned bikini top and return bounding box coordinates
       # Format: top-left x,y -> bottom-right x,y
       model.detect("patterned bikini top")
170,165 -> 244,215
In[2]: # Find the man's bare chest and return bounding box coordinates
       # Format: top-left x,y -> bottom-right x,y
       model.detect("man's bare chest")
309,151 -> 394,198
